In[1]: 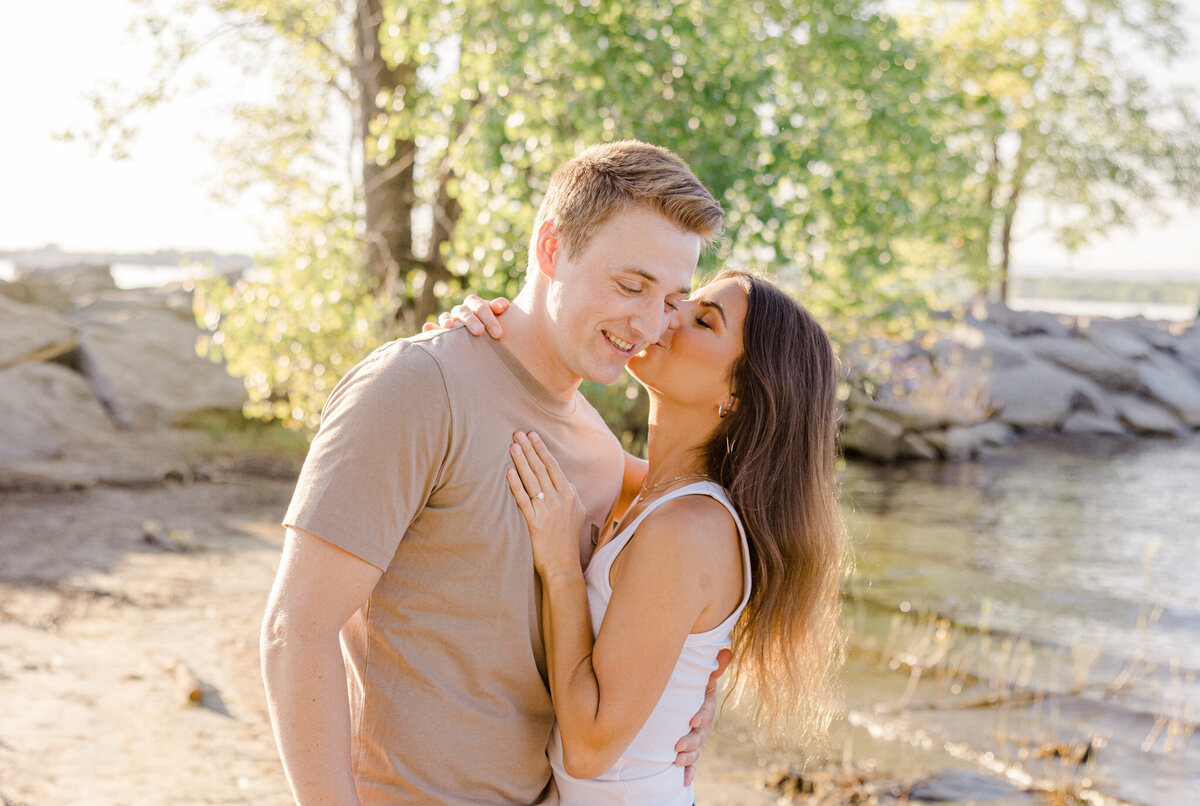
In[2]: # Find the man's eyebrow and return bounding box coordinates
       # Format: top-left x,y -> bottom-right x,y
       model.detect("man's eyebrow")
697,299 -> 727,326
621,268 -> 690,297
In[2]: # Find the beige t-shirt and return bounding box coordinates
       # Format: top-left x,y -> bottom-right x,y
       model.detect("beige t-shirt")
283,326 -> 624,805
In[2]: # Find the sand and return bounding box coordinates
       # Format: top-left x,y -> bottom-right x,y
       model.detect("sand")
0,479 -> 805,805
1,474 -> 1087,805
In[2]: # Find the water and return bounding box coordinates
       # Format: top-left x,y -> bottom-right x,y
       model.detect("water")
0,259 -> 240,289
843,434 -> 1200,804
1010,296 -> 1196,322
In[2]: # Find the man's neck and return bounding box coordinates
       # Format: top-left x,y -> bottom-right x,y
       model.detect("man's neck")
500,289 -> 583,401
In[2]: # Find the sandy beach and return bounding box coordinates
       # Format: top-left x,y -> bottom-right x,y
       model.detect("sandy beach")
0,476 -> 919,805
1,454 -> 1180,805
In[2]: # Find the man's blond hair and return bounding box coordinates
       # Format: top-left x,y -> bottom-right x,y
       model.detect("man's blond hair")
531,140 -> 723,264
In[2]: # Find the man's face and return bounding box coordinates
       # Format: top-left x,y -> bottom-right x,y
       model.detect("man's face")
544,206 -> 702,385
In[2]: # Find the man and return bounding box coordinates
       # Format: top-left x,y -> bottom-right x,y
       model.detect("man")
261,140 -> 725,804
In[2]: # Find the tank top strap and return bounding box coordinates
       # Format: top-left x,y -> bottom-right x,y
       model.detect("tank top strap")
587,481 -> 751,609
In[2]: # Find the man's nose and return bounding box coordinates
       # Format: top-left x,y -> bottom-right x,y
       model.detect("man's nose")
633,298 -> 672,344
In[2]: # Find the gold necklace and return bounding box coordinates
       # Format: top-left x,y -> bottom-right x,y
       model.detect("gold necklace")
637,472 -> 713,499
596,472 -> 712,549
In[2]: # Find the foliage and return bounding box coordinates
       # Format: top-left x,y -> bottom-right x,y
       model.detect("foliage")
194,202 -> 383,428
896,0 -> 1200,297
72,0 -> 1198,435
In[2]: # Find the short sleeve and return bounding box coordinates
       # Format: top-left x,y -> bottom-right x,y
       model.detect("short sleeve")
283,340 -> 452,570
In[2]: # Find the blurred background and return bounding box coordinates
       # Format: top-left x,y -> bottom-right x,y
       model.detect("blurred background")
1,1 -> 1198,804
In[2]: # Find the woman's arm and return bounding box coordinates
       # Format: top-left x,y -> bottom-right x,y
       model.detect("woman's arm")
508,432 -> 735,778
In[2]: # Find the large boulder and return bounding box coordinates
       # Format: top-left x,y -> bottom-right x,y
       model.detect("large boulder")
932,325 -> 1031,373
72,282 -> 196,323
1111,394 -> 1183,435
0,277 -> 69,312
924,427 -> 982,461
866,396 -> 950,432
7,263 -> 116,311
1121,318 -> 1179,351
987,360 -> 1111,429
841,409 -> 905,462
1081,321 -> 1153,360
922,421 -> 1016,461
77,308 -> 246,429
897,432 -> 939,461
1022,335 -> 1141,392
0,363 -> 117,463
1061,411 -> 1129,436
1173,331 -> 1200,378
982,303 -> 1072,338
1137,353 -> 1200,426
0,294 -> 78,369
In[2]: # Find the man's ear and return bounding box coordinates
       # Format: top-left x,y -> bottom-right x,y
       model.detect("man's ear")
535,220 -> 561,279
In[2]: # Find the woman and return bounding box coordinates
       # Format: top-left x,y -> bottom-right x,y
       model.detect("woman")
439,270 -> 846,804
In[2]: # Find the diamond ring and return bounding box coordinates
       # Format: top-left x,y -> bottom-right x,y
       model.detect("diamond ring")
534,491 -> 545,501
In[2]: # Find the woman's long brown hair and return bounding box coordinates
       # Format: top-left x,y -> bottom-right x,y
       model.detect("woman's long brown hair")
701,269 -> 848,742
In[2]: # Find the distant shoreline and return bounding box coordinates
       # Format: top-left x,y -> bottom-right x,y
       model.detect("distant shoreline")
0,247 -> 253,274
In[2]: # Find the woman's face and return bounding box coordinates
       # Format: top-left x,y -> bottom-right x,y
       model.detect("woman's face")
626,276 -> 748,412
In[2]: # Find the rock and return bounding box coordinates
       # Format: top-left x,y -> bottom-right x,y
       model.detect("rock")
932,327 -> 1031,373
841,409 -> 905,462
0,277 -> 71,311
0,462 -> 101,491
924,426 -> 986,460
965,420 -> 1017,446
987,360 -> 1110,430
908,769 -> 1027,802
1062,411 -> 1129,436
4,264 -> 116,312
12,262 -> 116,294
77,308 -> 246,429
1111,394 -> 1183,435
1137,353 -> 1200,426
72,282 -> 196,322
0,363 -> 117,463
983,303 -> 1072,338
866,396 -> 947,432
1022,335 -> 1141,392
0,294 -> 79,369
1172,332 -> 1200,379
1081,321 -> 1153,360
1122,318 -> 1179,351
897,432 -> 939,461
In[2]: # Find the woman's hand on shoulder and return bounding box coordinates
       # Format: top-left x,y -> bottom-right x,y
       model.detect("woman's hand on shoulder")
507,431 -> 587,578
422,295 -> 510,338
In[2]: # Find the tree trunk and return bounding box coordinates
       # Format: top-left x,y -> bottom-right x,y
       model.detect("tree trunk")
997,131 -> 1029,306
983,135 -> 1001,300
999,207 -> 1014,303
355,0 -> 417,327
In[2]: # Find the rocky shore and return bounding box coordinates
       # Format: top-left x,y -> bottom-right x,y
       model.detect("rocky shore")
842,303 -> 1200,462
5,264 -> 1199,486
0,263 -> 258,490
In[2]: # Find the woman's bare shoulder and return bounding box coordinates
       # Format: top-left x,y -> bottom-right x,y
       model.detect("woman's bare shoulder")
617,494 -> 740,574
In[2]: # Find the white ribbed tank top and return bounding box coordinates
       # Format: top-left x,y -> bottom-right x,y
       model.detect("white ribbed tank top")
548,481 -> 752,805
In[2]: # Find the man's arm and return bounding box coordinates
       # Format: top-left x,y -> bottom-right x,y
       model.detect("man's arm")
261,526 -> 383,806
674,647 -> 732,783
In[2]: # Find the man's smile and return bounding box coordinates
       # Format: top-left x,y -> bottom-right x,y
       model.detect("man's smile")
602,330 -> 636,354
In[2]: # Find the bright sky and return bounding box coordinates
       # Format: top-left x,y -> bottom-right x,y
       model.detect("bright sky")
2,1 -> 1199,276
